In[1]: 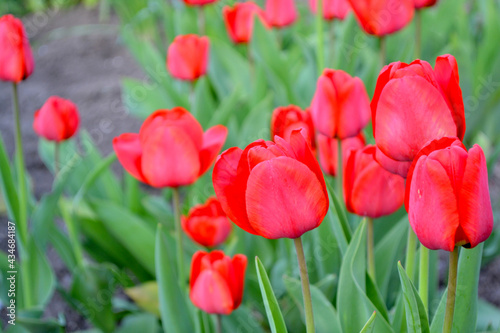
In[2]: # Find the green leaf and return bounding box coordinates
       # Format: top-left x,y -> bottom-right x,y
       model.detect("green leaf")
17,317 -> 63,333
0,136 -> 19,223
124,282 -> 160,317
116,313 -> 160,333
325,181 -> 351,256
255,257 -> 288,333
476,299 -> 500,332
360,312 -> 377,333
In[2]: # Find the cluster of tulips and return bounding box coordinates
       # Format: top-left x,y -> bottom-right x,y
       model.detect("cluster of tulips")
0,0 -> 495,331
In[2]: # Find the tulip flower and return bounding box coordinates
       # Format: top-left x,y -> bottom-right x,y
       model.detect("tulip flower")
213,130 -> 328,239
271,106 -> 315,150
405,137 -> 493,252
347,0 -> 414,36
183,0 -> 218,6
309,0 -> 350,21
113,107 -> 227,188
414,0 -> 437,9
0,14 -> 34,83
317,133 -> 365,177
371,55 -> 466,177
190,250 -> 247,314
311,69 -> 370,140
167,34 -> 209,81
265,0 -> 298,28
33,96 -> 79,142
182,197 -> 232,248
223,2 -> 269,44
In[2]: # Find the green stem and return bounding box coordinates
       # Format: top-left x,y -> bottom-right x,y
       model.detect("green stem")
415,10 -> 422,59
443,247 -> 459,333
247,44 -> 254,82
197,6 -> 205,35
315,0 -> 324,75
367,217 -> 376,283
379,36 -> 386,68
419,245 -> 429,313
294,237 -> 315,333
329,20 -> 335,67
336,138 -> 343,200
54,142 -> 60,177
405,228 -> 417,282
189,81 -> 196,113
173,188 -> 186,286
216,314 -> 222,333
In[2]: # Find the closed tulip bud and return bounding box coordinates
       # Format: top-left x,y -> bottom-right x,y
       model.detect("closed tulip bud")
183,0 -> 218,7
309,0 -> 350,21
372,55 -> 465,177
182,197 -> 232,247
347,0 -> 414,36
113,107 -> 227,188
271,105 -> 315,150
167,35 -> 209,81
414,0 -> 437,9
0,14 -> 35,83
190,250 -> 247,314
213,130 -> 329,239
265,0 -> 298,28
311,69 -> 370,140
223,2 -> 269,44
317,133 -> 365,176
405,137 -> 493,251
344,145 -> 405,218
33,96 -> 79,142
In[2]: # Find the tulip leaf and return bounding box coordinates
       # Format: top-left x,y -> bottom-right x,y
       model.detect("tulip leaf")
0,136 -> 19,224
360,312 -> 377,333
124,281 -> 160,317
324,182 -> 351,256
255,256 -> 288,333
115,313 -> 160,333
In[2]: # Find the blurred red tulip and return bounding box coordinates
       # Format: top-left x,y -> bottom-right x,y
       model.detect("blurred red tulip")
167,34 -> 209,81
271,105 -> 315,150
0,14 -> 34,83
309,0 -> 350,21
183,0 -> 218,6
213,130 -> 328,239
414,0 -> 437,9
182,197 -> 232,247
347,0 -> 414,36
311,69 -> 370,140
33,96 -> 79,142
113,107 -> 227,188
265,0 -> 298,28
371,54 -> 465,177
190,250 -> 247,314
344,145 -> 405,218
317,133 -> 365,176
223,2 -> 269,44
405,137 -> 493,251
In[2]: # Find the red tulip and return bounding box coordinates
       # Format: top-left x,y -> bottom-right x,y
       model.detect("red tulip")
271,105 -> 315,150
265,0 -> 298,28
182,197 -> 232,247
414,0 -> 437,9
317,133 -> 365,176
309,0 -> 350,21
113,107 -> 227,188
223,2 -> 269,44
33,96 -> 79,142
167,34 -> 209,81
0,14 -> 34,83
311,69 -> 370,140
371,55 -> 465,177
190,250 -> 247,314
405,137 -> 493,251
213,130 -> 329,239
347,0 -> 414,36
344,145 -> 405,218
183,0 -> 218,7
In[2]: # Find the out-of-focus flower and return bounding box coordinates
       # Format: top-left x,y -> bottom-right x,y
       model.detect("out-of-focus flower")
33,96 -> 79,142
167,34 -> 209,81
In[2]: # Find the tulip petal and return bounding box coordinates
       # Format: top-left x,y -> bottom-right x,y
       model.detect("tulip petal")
228,254 -> 247,308
190,270 -> 234,315
199,125 -> 228,176
336,76 -> 371,139
113,133 -> 147,183
375,146 -> 411,178
311,74 -> 337,137
190,250 -> 208,290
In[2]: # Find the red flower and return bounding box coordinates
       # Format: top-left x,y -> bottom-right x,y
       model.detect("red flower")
347,0 -> 414,36
414,0 -> 437,9
311,69 -> 370,139
271,105 -> 315,150
33,96 -> 79,142
183,0 -> 218,7
344,145 -> 405,218
113,108 -> 227,188
371,55 -> 465,177
405,137 -> 493,251
167,35 -> 209,81
182,197 -> 232,247
0,14 -> 34,83
213,130 -> 329,239
265,0 -> 298,28
223,2 -> 269,44
309,0 -> 350,20
190,250 -> 247,314
317,133 -> 365,176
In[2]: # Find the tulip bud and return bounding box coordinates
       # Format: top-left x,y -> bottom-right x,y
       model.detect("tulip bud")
265,0 -> 298,28
183,0 -> 218,7
309,0 -> 350,21
167,34 -> 209,81
414,0 -> 438,9
316,133 -> 365,176
223,2 -> 269,44
33,96 -> 79,142
271,105 -> 315,150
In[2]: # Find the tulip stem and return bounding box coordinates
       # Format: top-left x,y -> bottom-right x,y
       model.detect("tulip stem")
405,228 -> 417,282
247,44 -> 254,81
315,0 -> 325,75
367,217 -> 376,283
419,244 -> 429,313
443,246 -> 459,333
173,188 -> 186,287
54,142 -> 60,177
294,237 -> 315,333
379,36 -> 386,68
415,10 -> 422,59
329,20 -> 335,66
190,81 -> 196,113
197,7 -> 205,35
336,137 -> 343,200
216,314 -> 222,333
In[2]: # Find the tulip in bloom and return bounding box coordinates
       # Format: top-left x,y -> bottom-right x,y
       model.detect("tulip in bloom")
33,96 -> 79,142
414,0 -> 437,9
309,0 -> 350,21
0,14 -> 35,83
347,0 -> 414,36
182,197 -> 232,247
311,69 -> 370,140
317,133 -> 365,176
183,0 -> 218,7
223,2 -> 269,44
190,250 -> 247,314
271,105 -> 315,150
371,54 -> 465,177
113,107 -> 227,188
405,137 -> 493,251
167,34 -> 209,81
265,0 -> 298,28
213,130 -> 329,239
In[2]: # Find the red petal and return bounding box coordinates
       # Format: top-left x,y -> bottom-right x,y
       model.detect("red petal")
189,251 -> 208,291
375,146 -> 411,178
311,73 -> 337,137
199,125 -> 228,176
190,270 -> 234,314
113,133 -> 147,183
228,254 -> 247,309
335,76 -> 370,139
